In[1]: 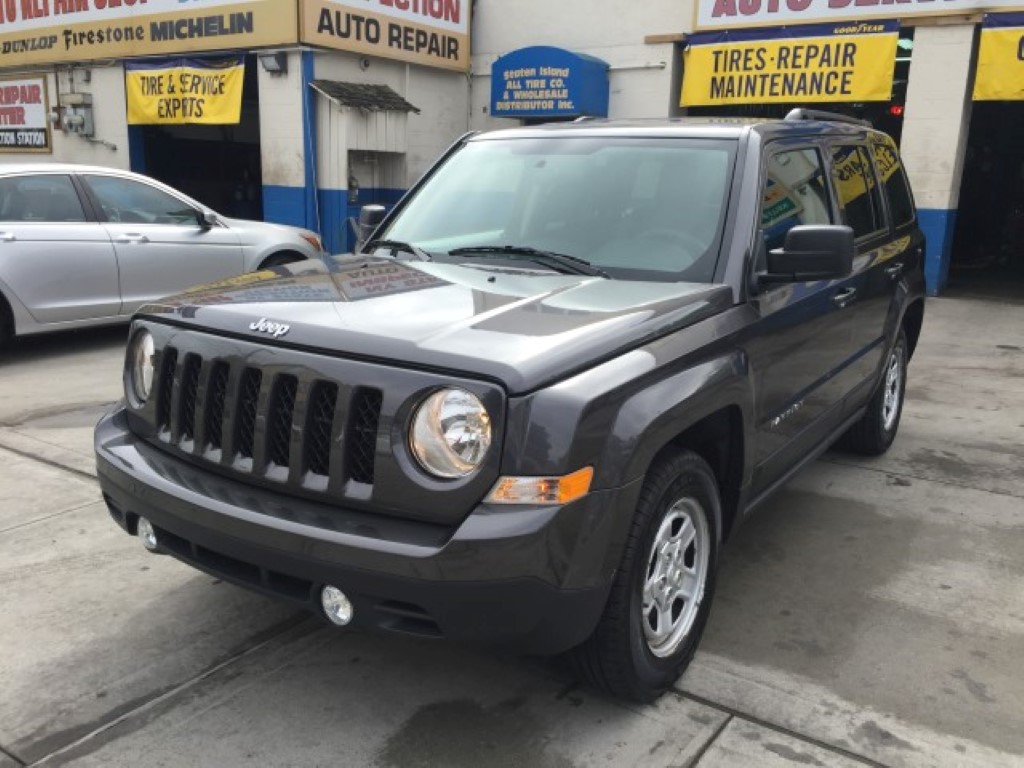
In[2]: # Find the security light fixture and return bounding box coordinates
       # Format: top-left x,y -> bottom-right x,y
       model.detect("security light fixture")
258,51 -> 288,75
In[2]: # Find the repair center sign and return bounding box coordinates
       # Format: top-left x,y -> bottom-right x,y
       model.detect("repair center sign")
681,21 -> 898,106
125,58 -> 244,124
0,0 -> 296,67
301,0 -> 470,72
973,13 -> 1024,100
0,77 -> 50,152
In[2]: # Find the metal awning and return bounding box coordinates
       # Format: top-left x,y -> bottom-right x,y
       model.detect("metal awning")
310,80 -> 420,113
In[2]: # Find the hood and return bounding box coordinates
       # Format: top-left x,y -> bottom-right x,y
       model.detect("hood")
139,256 -> 733,393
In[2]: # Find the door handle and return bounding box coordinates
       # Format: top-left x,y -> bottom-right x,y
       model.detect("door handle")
115,234 -> 150,244
885,262 -> 904,280
832,287 -> 858,308
0,232 -> 14,242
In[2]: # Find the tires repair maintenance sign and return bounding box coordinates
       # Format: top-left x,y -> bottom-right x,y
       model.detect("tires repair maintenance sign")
302,0 -> 470,72
0,77 -> 50,153
681,21 -> 898,106
125,58 -> 244,125
0,0 -> 297,67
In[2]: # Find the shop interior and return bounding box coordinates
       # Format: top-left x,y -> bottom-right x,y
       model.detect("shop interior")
948,101 -> 1024,297
130,54 -> 264,220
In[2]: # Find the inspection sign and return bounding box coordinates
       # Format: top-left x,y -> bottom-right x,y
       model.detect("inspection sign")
301,0 -> 470,72
681,20 -> 898,106
0,77 -> 50,153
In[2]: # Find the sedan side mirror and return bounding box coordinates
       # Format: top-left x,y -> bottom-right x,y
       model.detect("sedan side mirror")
197,210 -> 218,229
757,225 -> 854,287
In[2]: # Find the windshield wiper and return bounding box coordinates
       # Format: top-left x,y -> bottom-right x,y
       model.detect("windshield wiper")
365,239 -> 432,261
447,245 -> 608,278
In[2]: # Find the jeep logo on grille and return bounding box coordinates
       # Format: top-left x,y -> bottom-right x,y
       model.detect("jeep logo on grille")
249,318 -> 291,338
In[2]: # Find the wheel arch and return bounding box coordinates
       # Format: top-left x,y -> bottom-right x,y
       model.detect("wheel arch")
901,298 -> 924,360
257,250 -> 306,270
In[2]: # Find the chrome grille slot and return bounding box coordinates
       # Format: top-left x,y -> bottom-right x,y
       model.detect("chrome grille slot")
268,374 -> 298,468
306,381 -> 338,476
347,387 -> 382,484
205,362 -> 230,451
156,347 -> 178,431
236,368 -> 262,460
179,354 -> 202,442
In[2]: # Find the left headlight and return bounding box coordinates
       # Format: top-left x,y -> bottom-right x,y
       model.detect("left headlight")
128,329 -> 156,406
410,388 -> 491,479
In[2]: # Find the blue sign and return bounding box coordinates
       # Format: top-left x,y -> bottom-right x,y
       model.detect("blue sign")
491,46 -> 610,119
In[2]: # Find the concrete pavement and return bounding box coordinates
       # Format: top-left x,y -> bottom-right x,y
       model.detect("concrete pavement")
1,295 -> 1022,767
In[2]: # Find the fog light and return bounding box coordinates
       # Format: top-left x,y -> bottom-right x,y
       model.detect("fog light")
137,517 -> 159,551
321,585 -> 354,626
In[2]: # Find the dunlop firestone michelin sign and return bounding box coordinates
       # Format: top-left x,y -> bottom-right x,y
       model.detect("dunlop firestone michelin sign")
681,21 -> 898,106
974,12 -> 1024,100
0,76 -> 50,152
0,0 -> 297,67
302,0 -> 470,72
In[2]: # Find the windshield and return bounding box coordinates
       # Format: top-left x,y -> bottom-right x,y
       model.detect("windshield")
380,136 -> 736,282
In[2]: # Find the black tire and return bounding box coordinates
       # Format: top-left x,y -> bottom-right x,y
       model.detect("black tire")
570,450 -> 720,702
841,327 -> 908,456
258,252 -> 303,270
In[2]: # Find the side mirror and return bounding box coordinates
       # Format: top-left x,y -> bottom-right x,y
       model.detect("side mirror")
355,204 -> 386,251
757,225 -> 854,286
197,210 -> 218,229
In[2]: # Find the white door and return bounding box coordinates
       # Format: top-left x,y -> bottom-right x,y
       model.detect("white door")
81,174 -> 244,314
0,173 -> 119,323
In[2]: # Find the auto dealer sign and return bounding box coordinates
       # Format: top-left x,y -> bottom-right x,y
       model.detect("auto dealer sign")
0,77 -> 50,153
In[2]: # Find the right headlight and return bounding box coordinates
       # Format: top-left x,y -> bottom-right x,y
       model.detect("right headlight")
410,388 -> 491,479
127,329 -> 155,406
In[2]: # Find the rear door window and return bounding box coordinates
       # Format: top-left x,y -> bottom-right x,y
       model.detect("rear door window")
0,175 -> 86,223
871,140 -> 916,228
830,145 -> 887,240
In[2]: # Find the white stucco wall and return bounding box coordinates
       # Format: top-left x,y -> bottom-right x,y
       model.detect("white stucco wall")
0,65 -> 130,170
258,52 -> 307,190
469,0 -> 692,130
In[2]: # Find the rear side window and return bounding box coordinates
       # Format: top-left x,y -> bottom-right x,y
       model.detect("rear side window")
0,175 -> 86,223
831,145 -> 886,240
760,148 -> 832,253
871,141 -> 916,227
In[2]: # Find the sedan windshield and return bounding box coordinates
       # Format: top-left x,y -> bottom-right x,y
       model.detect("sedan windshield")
380,136 -> 736,282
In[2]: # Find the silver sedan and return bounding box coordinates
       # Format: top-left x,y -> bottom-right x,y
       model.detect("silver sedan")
0,164 -> 324,346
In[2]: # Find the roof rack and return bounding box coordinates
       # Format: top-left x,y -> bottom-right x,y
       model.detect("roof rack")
784,108 -> 872,127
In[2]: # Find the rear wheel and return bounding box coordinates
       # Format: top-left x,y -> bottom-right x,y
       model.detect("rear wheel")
570,450 -> 720,702
841,328 -> 908,455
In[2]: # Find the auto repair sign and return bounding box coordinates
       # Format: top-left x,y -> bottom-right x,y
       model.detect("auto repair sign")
0,77 -> 50,153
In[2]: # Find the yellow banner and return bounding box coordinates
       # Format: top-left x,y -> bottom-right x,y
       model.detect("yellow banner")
126,59 -> 244,125
974,15 -> 1024,100
0,1 -> 296,68
301,0 -> 470,72
682,21 -> 898,107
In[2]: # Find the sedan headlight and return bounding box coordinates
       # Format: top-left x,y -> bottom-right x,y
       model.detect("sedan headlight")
128,330 -> 156,405
410,389 -> 491,478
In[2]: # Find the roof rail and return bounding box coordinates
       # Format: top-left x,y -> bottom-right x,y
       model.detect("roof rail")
784,108 -> 872,128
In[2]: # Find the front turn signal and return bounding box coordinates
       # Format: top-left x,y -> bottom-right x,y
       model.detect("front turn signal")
485,466 -> 594,506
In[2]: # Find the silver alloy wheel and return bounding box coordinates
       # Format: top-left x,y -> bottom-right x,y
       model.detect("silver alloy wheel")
642,497 -> 710,658
881,340 -> 905,432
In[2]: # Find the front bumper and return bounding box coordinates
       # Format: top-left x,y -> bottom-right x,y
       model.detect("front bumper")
95,408 -> 641,654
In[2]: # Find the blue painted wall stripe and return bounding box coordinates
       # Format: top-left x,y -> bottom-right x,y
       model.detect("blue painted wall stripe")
917,208 -> 956,297
301,51 -> 318,234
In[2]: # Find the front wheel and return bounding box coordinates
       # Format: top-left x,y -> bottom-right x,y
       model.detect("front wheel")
570,450 -> 720,702
841,328 -> 908,455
